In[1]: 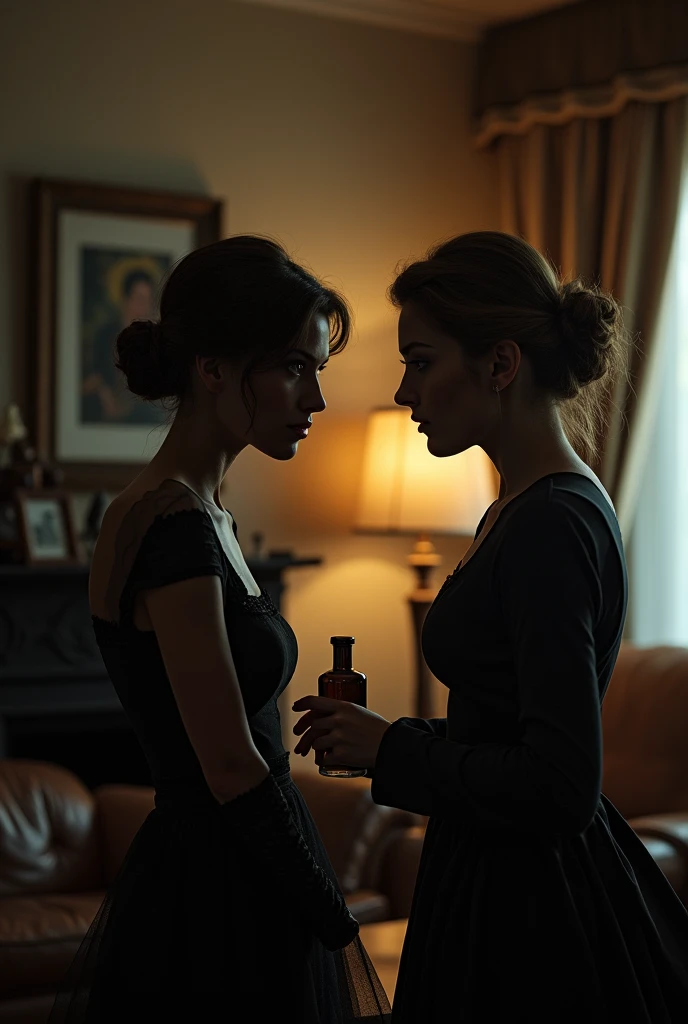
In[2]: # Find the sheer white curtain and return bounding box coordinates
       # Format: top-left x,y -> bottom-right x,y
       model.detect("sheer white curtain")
630,177 -> 688,646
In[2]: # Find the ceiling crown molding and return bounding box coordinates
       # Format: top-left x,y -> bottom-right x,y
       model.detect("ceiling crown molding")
235,0 -> 484,42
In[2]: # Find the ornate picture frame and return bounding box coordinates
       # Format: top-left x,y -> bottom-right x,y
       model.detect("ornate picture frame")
29,178 -> 223,490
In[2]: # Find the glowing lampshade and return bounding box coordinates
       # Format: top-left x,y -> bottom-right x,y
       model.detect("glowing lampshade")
355,407 -> 496,535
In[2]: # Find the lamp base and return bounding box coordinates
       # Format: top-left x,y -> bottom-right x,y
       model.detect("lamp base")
407,532 -> 441,597
407,533 -> 440,719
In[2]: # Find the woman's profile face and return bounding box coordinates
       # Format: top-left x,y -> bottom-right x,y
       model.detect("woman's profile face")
394,302 -> 493,458
213,315 -> 330,461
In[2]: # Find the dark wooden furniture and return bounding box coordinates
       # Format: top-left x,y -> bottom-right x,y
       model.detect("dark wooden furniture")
0,557 -> 320,789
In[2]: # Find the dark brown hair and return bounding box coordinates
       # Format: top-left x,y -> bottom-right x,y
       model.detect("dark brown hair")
389,231 -> 627,462
115,235 -> 351,414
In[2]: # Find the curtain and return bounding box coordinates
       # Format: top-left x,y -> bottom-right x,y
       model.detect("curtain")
473,0 -> 688,532
495,98 -> 688,532
475,0 -> 688,144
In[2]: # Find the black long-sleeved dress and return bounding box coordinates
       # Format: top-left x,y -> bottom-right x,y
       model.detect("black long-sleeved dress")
372,472 -> 688,1023
48,478 -> 390,1023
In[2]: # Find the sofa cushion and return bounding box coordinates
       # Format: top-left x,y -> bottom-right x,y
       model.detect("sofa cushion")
95,784 -> 155,885
0,993 -> 56,1024
291,770 -> 418,895
602,645 -> 688,819
0,761 -> 101,899
633,835 -> 687,898
0,891 -> 102,998
345,890 -> 390,925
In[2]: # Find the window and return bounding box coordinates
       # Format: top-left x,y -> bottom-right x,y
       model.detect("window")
630,179 -> 688,645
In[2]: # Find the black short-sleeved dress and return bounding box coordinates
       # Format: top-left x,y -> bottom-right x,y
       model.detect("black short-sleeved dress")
48,479 -> 390,1023
372,473 -> 688,1023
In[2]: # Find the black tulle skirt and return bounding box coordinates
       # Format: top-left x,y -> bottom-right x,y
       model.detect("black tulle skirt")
48,756 -> 391,1022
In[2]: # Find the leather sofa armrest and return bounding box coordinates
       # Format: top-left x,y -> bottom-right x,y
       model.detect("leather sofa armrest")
94,784 -> 155,886
628,812 -> 688,903
628,811 -> 688,858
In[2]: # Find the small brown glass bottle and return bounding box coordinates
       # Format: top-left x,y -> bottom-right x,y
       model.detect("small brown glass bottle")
317,636 -> 367,778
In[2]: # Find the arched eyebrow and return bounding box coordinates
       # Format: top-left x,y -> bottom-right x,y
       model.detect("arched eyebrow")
286,348 -> 330,365
399,341 -> 434,356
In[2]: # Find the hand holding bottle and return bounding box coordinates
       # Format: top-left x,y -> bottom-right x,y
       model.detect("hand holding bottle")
292,696 -> 391,770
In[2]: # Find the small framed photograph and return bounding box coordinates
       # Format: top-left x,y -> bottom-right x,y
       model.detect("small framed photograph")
29,178 -> 223,489
14,489 -> 80,565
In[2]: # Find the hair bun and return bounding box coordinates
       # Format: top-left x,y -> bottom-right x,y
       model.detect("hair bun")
115,319 -> 177,402
557,280 -> 622,389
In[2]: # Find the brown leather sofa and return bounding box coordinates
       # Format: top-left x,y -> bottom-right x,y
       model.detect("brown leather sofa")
0,760 -> 423,1023
3,643 -> 688,1022
601,643 -> 688,904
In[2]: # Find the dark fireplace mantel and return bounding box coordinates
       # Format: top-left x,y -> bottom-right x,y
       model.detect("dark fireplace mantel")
0,556 -> 320,789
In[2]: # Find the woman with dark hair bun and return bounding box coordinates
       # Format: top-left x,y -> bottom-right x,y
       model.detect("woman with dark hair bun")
49,236 -> 391,1022
294,232 -> 688,1022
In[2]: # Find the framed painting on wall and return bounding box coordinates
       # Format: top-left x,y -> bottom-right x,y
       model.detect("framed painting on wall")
29,178 -> 223,489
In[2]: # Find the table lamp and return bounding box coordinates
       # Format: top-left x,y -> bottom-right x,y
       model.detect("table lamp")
355,407 -> 497,717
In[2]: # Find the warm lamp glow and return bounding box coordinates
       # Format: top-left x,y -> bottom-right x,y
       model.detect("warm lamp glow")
355,407 -> 497,535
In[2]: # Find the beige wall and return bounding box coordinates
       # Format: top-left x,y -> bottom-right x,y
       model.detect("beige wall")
0,0 -> 499,744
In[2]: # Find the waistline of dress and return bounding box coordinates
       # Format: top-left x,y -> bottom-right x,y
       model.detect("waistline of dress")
154,752 -> 293,815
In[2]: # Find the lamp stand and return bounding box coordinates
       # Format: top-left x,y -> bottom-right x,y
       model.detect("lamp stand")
407,533 -> 441,719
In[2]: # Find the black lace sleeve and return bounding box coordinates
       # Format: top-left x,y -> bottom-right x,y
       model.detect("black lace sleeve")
127,506 -> 224,596
102,479 -> 226,626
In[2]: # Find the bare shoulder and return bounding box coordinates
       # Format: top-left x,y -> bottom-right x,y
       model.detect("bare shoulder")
103,475 -> 207,540
89,474 -> 207,621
